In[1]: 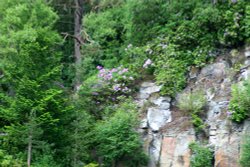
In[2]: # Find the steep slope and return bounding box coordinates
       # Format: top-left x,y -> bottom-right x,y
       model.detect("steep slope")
137,46 -> 250,167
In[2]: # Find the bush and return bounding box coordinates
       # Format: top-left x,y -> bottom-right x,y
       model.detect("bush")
178,90 -> 207,131
240,134 -> 250,167
0,149 -> 24,167
178,90 -> 207,113
94,99 -> 148,167
229,80 -> 250,123
84,163 -> 99,167
189,142 -> 213,167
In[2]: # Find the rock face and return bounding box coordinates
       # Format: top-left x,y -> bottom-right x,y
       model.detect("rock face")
137,82 -> 194,167
137,82 -> 172,167
160,133 -> 195,167
147,107 -> 171,132
138,46 -> 250,167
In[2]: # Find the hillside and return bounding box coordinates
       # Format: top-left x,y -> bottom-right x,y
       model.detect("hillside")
0,0 -> 250,167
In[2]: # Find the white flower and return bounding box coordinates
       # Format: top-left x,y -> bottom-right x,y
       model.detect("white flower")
143,59 -> 153,68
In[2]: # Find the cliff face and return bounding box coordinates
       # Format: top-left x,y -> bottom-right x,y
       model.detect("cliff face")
137,46 -> 250,167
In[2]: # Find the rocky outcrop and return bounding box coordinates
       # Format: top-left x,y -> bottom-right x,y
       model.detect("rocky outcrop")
138,46 -> 250,167
137,82 -> 172,167
160,132 -> 195,167
137,82 -> 194,167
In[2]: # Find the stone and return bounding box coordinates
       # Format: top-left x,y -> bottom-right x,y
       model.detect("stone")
141,82 -> 156,88
137,92 -> 150,99
135,99 -> 147,107
209,130 -> 217,136
244,59 -> 250,66
189,66 -> 199,79
206,88 -> 215,101
241,68 -> 250,80
244,49 -> 250,58
160,134 -> 195,167
243,119 -> 250,132
200,62 -> 228,80
218,101 -> 229,106
138,83 -> 162,99
207,101 -> 221,120
142,85 -> 162,95
214,133 -> 240,167
147,108 -> 171,132
209,136 -> 217,145
150,96 -> 171,109
140,118 -> 148,129
149,134 -> 162,167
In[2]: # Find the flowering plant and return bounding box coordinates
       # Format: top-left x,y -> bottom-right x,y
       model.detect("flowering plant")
96,65 -> 135,94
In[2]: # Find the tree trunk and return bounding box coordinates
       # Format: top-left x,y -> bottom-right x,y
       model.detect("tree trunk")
27,134 -> 32,167
74,0 -> 84,90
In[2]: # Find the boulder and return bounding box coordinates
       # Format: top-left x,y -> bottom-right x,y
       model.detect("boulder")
147,108 -> 171,132
150,96 -> 171,110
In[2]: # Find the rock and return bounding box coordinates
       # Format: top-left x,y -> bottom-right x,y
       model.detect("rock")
214,133 -> 240,167
149,133 -> 162,167
206,88 -> 215,101
147,108 -> 171,132
241,68 -> 250,80
244,59 -> 250,66
207,101 -> 221,120
209,130 -> 217,136
200,62 -> 228,80
137,92 -> 150,99
160,133 -> 195,167
141,82 -> 156,88
138,82 -> 162,99
135,99 -> 147,108
244,47 -> 250,58
140,118 -> 148,129
243,119 -> 250,132
189,66 -> 199,79
142,85 -> 162,95
218,101 -> 229,106
150,96 -> 171,110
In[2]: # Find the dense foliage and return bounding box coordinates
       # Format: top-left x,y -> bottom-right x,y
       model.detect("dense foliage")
94,100 -> 148,167
240,134 -> 250,167
229,80 -> 250,123
0,0 -> 249,166
83,0 -> 250,96
0,0 -> 71,165
189,142 -> 213,167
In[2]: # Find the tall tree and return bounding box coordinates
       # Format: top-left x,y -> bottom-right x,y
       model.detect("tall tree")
0,0 -> 71,165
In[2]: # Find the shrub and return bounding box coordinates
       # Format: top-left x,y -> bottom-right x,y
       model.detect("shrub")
178,90 -> 207,113
0,149 -> 24,167
94,99 -> 148,167
178,90 -> 207,131
189,142 -> 213,167
229,80 -> 250,123
84,163 -> 99,167
240,134 -> 250,167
